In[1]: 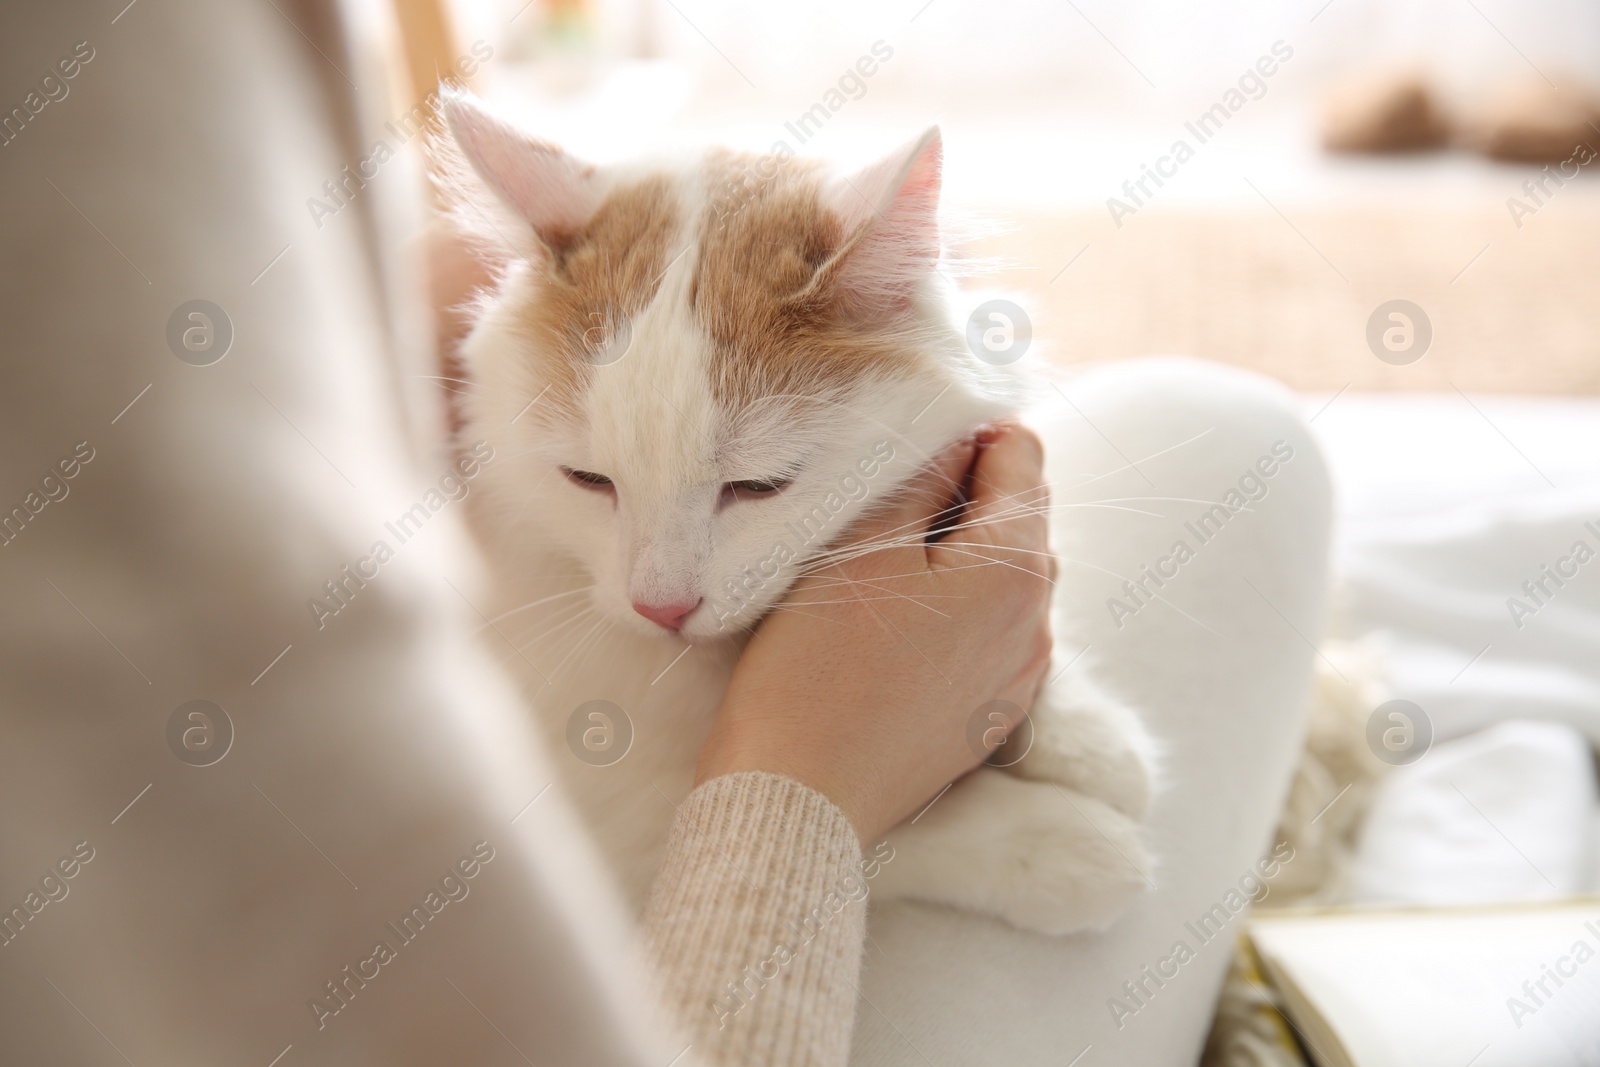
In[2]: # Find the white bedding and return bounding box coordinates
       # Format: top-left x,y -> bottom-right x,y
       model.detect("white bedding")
1306,393 -> 1600,899
1348,720 -> 1598,903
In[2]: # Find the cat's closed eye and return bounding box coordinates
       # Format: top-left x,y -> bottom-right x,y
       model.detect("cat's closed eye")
722,477 -> 791,506
727,478 -> 789,494
562,467 -> 791,504
562,467 -> 614,491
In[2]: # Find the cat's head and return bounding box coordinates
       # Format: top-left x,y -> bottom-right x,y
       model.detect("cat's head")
441,93 -> 1023,643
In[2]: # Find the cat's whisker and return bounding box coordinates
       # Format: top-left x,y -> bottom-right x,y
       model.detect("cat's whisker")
480,586 -> 593,628
546,615 -> 608,680
846,484 -> 1050,547
796,580 -> 968,600
763,604 -> 849,625
570,617 -> 618,677
805,541 -> 933,568
1065,494 -> 1260,516
577,617 -> 621,672
481,602 -> 587,670
939,542 -> 1219,634
1052,425 -> 1216,494
801,498 -> 1059,565
798,577 -> 962,615
1075,504 -> 1165,518
413,375 -> 477,399
505,622 -> 591,677
1083,494 -> 1234,506
801,561 -> 1005,585
530,600 -> 600,643
933,545 -> 1057,587
853,538 -> 1059,584
500,590 -> 594,634
794,593 -> 965,603
792,486 -> 986,553
510,602 -> 600,662
915,540 -> 1056,561
790,595 -> 959,615
935,540 -> 1151,586
802,519 -> 1041,566
795,572 -> 997,599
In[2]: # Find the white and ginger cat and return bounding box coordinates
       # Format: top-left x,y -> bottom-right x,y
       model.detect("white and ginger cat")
438,92 -> 1156,935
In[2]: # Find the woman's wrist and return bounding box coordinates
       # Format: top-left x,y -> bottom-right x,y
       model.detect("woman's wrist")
695,715 -> 870,843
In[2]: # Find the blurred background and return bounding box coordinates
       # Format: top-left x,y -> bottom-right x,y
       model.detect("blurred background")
435,0 -> 1600,393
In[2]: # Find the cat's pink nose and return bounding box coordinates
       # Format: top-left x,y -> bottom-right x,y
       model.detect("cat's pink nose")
633,598 -> 701,631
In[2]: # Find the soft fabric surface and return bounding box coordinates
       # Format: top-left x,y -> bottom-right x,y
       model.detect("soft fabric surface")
1313,394 -> 1600,749
1311,393 -> 1600,903
853,358 -> 1332,1066
1204,393 -> 1600,1064
1349,719 -> 1599,903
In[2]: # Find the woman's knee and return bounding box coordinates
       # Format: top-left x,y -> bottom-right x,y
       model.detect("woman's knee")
1043,357 -> 1331,541
1037,357 -> 1333,654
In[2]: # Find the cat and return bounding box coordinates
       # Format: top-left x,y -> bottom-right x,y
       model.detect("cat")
437,91 -> 1157,935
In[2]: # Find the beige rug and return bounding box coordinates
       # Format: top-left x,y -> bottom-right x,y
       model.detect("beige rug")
971,201 -> 1600,394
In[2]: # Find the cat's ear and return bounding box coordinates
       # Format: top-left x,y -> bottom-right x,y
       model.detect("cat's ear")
814,127 -> 942,317
440,90 -> 602,254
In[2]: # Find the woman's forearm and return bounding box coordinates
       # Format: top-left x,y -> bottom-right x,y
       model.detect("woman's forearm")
642,772 -> 870,1067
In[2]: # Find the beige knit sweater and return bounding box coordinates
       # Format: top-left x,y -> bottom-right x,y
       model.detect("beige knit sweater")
643,772 -> 877,1066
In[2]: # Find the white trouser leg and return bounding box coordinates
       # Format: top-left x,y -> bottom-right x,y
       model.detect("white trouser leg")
852,357 -> 1333,1067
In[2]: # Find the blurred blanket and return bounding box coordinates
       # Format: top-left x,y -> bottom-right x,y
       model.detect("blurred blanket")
1311,394 -> 1600,900
1350,720 -> 1598,902
1315,394 -> 1600,748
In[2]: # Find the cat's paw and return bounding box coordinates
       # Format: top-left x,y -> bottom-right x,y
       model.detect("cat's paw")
873,768 -> 1152,935
1006,666 -> 1158,820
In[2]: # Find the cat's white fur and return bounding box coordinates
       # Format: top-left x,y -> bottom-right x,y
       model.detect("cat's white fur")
440,92 -> 1156,934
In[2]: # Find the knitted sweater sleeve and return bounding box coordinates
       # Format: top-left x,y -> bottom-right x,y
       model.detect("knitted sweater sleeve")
641,771 -> 871,1067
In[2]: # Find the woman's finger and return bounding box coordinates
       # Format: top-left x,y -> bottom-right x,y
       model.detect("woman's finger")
850,436 -> 979,549
929,423 -> 1050,570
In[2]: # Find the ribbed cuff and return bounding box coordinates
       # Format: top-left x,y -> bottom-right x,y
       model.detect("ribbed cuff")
641,772 -> 868,1067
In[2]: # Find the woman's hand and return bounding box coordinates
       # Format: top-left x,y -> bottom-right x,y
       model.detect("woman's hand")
695,424 -> 1055,844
